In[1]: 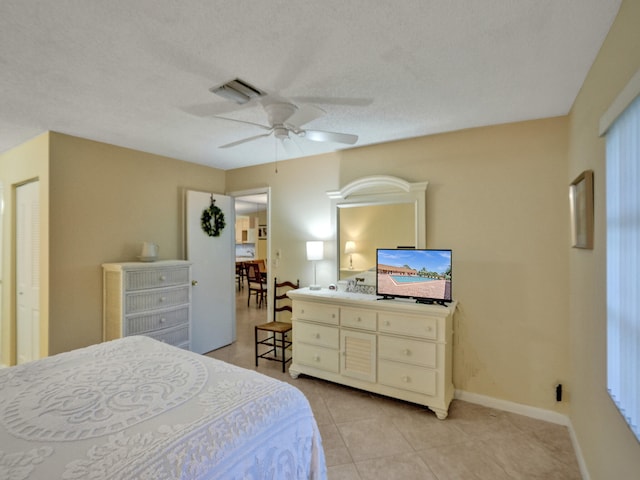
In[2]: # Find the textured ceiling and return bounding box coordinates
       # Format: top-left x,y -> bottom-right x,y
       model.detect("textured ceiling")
0,1 -> 621,170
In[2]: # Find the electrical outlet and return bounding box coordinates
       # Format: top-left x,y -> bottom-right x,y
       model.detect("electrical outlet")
555,383 -> 563,402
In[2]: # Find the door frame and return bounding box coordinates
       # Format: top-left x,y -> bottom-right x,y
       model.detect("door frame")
229,187 -> 271,317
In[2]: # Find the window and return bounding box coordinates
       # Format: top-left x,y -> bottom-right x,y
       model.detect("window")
606,92 -> 640,443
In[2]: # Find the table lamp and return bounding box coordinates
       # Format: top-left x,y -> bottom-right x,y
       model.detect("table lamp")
344,240 -> 356,269
306,241 -> 323,290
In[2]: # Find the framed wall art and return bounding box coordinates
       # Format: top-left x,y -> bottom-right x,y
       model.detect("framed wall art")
569,170 -> 594,249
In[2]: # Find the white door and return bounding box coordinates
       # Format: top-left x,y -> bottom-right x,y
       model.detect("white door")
16,180 -> 40,364
186,190 -> 236,354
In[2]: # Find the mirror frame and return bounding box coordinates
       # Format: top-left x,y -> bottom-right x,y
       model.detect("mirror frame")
327,175 -> 428,282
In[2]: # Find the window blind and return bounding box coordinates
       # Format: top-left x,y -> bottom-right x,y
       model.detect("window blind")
606,93 -> 640,443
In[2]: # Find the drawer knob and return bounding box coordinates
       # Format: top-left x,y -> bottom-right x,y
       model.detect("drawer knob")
402,375 -> 410,383
384,321 -> 390,326
160,275 -> 167,281
160,317 -> 166,323
357,317 -> 362,322
314,354 -> 320,362
403,349 -> 411,356
159,297 -> 166,302
331,314 -> 336,318
314,333 -> 320,339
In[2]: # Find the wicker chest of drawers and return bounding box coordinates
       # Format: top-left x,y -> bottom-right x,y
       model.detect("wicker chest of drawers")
103,260 -> 192,350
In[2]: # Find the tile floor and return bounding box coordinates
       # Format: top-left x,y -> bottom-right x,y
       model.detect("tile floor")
206,288 -> 582,479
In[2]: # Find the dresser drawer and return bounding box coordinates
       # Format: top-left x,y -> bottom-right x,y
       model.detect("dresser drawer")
125,266 -> 190,291
378,312 -> 437,340
125,306 -> 189,336
294,302 -> 339,325
378,359 -> 436,396
294,321 -> 339,349
145,324 -> 190,346
378,335 -> 436,368
125,286 -> 190,314
341,307 -> 376,331
295,343 -> 340,373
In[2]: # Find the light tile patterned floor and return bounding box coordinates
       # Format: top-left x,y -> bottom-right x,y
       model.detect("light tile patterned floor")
206,289 -> 582,479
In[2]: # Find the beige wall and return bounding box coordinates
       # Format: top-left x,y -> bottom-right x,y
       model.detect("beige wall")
227,156 -> 341,287
0,132 -> 50,363
567,0 -> 640,477
0,132 -> 226,363
228,116 -> 571,414
47,133 -> 226,355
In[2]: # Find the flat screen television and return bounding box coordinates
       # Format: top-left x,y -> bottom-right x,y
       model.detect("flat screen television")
376,248 -> 452,305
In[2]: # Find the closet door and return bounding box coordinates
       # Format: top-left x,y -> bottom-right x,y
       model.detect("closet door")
16,180 -> 40,364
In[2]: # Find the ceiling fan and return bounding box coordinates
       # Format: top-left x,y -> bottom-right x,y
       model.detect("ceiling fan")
214,102 -> 358,149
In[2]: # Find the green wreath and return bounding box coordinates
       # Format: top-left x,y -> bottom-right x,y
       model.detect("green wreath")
201,197 -> 226,237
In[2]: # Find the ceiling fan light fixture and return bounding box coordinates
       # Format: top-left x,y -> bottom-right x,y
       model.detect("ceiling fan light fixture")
209,78 -> 265,104
273,126 -> 289,140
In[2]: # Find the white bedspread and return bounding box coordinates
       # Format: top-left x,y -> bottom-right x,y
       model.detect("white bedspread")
0,336 -> 326,480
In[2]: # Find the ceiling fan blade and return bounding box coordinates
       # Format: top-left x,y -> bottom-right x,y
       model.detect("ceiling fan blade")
285,104 -> 326,128
302,129 -> 358,145
219,132 -> 272,149
212,116 -> 271,130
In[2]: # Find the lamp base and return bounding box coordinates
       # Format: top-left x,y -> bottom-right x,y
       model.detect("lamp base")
309,284 -> 321,291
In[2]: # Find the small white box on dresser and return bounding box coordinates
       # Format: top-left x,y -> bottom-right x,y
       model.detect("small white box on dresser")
288,288 -> 456,419
103,260 -> 192,350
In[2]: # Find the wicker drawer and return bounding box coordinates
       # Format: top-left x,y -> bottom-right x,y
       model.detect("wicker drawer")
145,324 -> 189,346
294,301 -> 339,325
378,335 -> 436,368
125,306 -> 189,336
125,286 -> 189,314
295,343 -> 340,373
341,307 -> 377,331
294,321 -> 339,349
378,312 -> 437,340
378,359 -> 436,396
125,266 -> 190,291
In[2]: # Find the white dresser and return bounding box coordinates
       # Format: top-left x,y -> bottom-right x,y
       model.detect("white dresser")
103,260 -> 192,350
288,288 -> 456,419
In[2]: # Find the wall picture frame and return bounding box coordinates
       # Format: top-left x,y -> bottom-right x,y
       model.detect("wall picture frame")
569,170 -> 594,249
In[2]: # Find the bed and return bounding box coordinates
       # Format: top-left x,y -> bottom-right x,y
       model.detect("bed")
0,336 -> 326,479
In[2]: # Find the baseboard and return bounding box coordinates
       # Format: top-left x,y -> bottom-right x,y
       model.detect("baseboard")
454,389 -> 569,425
455,390 -> 589,480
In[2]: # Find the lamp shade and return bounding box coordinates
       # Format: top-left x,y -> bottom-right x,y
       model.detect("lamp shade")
344,240 -> 356,254
306,241 -> 324,261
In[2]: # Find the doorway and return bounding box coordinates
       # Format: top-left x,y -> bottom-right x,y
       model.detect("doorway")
233,190 -> 269,321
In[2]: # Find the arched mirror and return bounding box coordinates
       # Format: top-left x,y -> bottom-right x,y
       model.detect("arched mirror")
327,175 -> 428,281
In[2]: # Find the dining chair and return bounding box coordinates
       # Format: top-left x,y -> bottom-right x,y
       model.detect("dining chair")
245,261 -> 267,307
235,261 -> 245,291
255,277 -> 299,372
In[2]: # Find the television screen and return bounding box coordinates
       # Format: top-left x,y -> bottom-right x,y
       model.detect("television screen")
376,248 -> 452,304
